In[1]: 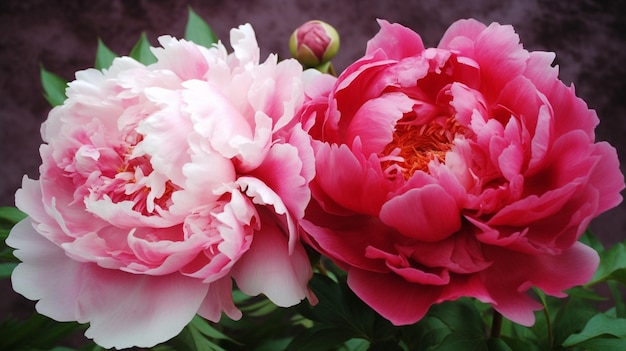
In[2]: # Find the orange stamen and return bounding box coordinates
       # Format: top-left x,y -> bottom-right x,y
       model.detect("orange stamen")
381,115 -> 464,179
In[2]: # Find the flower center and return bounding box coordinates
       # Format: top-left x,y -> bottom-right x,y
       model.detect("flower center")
381,115 -> 463,179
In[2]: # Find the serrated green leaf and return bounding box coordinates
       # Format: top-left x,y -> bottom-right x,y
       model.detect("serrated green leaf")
129,32 -> 157,65
184,7 -> 218,48
563,313 -> 626,347
589,242 -> 626,286
95,38 -> 118,70
40,65 -> 68,106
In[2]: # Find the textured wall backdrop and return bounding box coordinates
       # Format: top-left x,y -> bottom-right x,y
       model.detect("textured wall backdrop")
1,1 -> 624,242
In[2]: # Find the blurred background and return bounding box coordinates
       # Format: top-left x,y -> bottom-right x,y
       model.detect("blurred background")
1,0 -> 625,335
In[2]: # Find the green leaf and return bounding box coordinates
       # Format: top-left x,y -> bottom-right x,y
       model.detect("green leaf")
565,337 -> 626,351
486,338 -> 514,351
580,229 -> 605,253
95,38 -> 118,70
189,315 -> 238,344
589,242 -> 626,286
0,313 -> 85,350
608,280 -> 626,318
129,32 -> 157,65
40,65 -> 68,106
0,206 -> 26,225
0,262 -> 17,278
401,316 -> 451,350
551,295 -> 597,346
563,313 -> 626,347
425,299 -> 489,351
285,325 -> 355,351
184,7 -> 218,48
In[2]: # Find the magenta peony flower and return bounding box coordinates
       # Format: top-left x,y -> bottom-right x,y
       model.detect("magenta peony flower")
7,24 -> 316,349
300,19 -> 624,326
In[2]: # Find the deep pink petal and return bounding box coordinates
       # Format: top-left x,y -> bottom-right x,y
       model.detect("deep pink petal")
346,92 -> 415,156
348,268 -> 441,325
314,143 -> 393,216
366,20 -> 425,60
380,185 -> 461,241
587,142 -> 625,215
438,18 -> 487,50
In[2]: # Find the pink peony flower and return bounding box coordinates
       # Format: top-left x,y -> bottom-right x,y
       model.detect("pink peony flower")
7,24 -> 315,349
300,19 -> 624,326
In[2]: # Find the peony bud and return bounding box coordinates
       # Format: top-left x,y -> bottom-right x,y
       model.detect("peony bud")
289,20 -> 340,69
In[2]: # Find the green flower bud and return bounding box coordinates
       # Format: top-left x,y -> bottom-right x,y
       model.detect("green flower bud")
289,20 -> 340,68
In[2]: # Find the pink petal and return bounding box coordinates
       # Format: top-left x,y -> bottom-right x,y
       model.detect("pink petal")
8,220 -> 210,349
314,143 -> 393,216
380,185 -> 461,242
588,142 -> 625,215
230,213 -> 314,307
345,92 -> 416,156
366,20 -> 425,60
348,268 -> 441,325
198,276 -> 242,322
8,219 -> 83,321
438,18 -> 487,50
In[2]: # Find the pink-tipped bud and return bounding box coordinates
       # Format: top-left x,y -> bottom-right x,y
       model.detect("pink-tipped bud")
289,20 -> 340,68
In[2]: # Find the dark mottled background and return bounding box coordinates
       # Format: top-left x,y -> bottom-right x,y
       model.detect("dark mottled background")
1,0 -> 625,341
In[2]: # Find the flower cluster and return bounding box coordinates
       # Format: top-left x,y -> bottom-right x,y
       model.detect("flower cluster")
6,16 -> 624,349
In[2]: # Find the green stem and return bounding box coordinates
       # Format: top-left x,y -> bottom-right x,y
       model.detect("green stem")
490,310 -> 503,339
543,305 -> 553,349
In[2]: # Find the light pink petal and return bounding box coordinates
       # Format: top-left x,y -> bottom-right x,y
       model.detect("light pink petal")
366,20 -> 425,60
380,185 -> 461,242
198,277 -> 243,322
183,79 -> 254,158
135,88 -> 192,186
235,176 -> 298,251
8,219 -> 83,321
231,213 -> 314,306
249,140 -> 311,223
230,24 -> 260,67
8,220 -> 209,349
152,36 -> 209,80
78,269 -> 208,349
